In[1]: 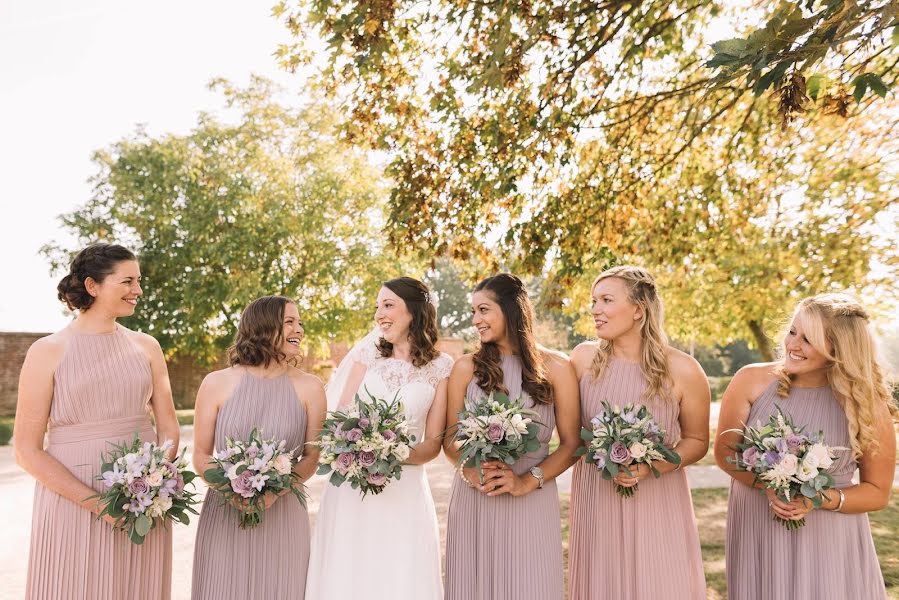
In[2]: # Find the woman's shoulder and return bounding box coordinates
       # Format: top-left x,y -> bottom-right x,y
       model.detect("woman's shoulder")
727,362 -> 780,401
287,366 -> 325,391
450,353 -> 476,377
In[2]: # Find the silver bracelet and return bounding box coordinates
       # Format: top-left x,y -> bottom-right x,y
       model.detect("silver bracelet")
831,488 -> 846,512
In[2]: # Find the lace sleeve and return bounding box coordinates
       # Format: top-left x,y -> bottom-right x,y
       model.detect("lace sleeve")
424,353 -> 455,387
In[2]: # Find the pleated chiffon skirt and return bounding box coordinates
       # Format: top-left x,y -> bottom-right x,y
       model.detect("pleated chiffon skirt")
26,415 -> 172,600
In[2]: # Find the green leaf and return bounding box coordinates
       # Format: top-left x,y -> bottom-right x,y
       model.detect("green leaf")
711,38 -> 749,57
866,73 -> 888,98
853,77 -> 868,103
135,513 -> 152,537
753,61 -> 791,96
806,74 -> 824,100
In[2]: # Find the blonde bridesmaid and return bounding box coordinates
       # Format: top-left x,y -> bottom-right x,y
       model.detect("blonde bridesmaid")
16,243 -> 179,600
191,296 -> 325,600
567,266 -> 708,599
716,293 -> 895,599
444,273 -> 581,600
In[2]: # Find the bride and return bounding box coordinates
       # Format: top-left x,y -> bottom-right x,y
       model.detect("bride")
306,277 -> 454,599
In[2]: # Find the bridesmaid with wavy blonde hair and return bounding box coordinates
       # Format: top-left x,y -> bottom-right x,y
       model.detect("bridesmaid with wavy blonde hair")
716,293 -> 896,599
567,265 -> 709,600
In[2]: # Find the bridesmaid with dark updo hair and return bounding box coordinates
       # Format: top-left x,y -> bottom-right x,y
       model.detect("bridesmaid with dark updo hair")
443,273 -> 581,600
16,243 -> 179,600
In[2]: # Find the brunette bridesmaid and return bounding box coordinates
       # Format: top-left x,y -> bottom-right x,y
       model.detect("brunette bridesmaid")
16,243 -> 179,600
191,296 -> 325,600
716,293 -> 895,599
567,266 -> 709,599
444,273 -> 581,600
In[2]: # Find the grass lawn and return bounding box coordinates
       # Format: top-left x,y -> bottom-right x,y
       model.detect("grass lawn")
558,488 -> 899,599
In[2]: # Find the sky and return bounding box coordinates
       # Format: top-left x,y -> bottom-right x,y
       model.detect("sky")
0,1 -> 298,332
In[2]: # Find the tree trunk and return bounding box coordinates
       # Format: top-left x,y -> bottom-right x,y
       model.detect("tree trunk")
747,319 -> 774,362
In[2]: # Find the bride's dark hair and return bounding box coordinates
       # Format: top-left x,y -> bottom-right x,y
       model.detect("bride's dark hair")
376,277 -> 440,368
472,274 -> 553,404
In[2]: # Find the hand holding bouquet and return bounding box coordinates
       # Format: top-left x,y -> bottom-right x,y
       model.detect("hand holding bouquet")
728,406 -> 843,530
317,387 -> 415,498
576,401 -> 681,498
203,428 -> 306,528
92,438 -> 198,544
453,391 -> 542,471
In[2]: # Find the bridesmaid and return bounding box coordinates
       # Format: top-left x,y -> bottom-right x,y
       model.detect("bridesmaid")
15,243 -> 179,600
716,293 -> 896,600
191,295 -> 325,600
444,273 -> 581,600
567,265 -> 709,599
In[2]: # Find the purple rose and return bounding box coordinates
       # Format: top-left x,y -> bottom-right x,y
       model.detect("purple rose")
246,445 -> 259,459
592,452 -> 607,469
786,434 -> 804,454
486,422 -> 504,443
346,428 -> 363,442
335,452 -> 355,474
128,477 -> 149,496
366,472 -> 387,486
609,441 -> 631,464
741,447 -> 759,468
358,418 -> 370,428
358,450 -> 377,467
174,474 -> 185,493
382,430 -> 396,442
230,470 -> 256,498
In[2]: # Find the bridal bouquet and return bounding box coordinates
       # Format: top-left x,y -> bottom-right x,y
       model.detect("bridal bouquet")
576,401 -> 681,498
92,438 -> 198,544
317,388 -> 415,498
728,406 -> 843,530
453,391 -> 542,470
203,428 -> 306,528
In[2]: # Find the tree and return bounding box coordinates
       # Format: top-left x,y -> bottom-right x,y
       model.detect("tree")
423,257 -> 475,337
276,0 -> 898,359
44,77 -> 421,365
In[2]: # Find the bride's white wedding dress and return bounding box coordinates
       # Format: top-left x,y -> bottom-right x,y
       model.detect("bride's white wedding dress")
305,339 -> 454,600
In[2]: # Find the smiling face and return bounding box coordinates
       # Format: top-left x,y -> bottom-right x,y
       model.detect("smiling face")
84,260 -> 142,318
590,276 -> 643,341
375,286 -> 413,344
782,312 -> 831,377
471,290 -> 507,344
280,302 -> 304,359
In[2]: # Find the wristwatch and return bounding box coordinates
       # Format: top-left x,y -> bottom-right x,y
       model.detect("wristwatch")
529,466 -> 545,489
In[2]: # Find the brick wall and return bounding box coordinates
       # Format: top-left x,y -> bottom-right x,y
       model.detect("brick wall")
2,333 -> 465,416
0,333 -> 49,417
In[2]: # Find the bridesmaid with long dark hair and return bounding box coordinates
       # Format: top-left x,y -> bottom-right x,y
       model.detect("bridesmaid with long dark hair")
16,243 -> 179,599
191,295 -> 325,600
444,273 -> 580,600
716,293 -> 896,599
567,265 -> 708,599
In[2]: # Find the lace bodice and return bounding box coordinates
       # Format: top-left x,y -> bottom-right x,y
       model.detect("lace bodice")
355,350 -> 454,445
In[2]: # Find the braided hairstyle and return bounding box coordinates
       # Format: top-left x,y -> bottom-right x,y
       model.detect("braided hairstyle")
589,265 -> 673,403
775,293 -> 898,459
57,243 -> 137,311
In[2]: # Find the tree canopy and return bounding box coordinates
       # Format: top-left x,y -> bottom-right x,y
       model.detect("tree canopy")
44,77 -> 420,364
276,0 -> 898,358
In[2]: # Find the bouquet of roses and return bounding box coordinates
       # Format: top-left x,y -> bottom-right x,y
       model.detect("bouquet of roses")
453,391 -> 542,472
728,406 -> 843,530
92,438 -> 198,544
203,428 -> 306,528
576,400 -> 681,498
317,387 -> 415,498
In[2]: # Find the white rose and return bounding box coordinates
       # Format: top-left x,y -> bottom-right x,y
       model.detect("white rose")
394,443 -> 410,461
629,442 -> 647,459
273,454 -> 293,475
146,470 -> 164,487
801,453 -> 819,470
807,443 -> 834,469
778,453 -> 799,477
